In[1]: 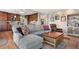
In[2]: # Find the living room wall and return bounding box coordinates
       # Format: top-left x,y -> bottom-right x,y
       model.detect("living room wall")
38,13 -> 50,25
49,9 -> 79,34
25,13 -> 50,25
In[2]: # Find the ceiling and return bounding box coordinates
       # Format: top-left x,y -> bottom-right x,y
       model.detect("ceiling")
0,9 -> 37,15
33,9 -> 61,14
0,9 -> 61,15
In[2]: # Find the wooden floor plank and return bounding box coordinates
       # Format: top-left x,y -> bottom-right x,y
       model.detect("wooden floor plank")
0,31 -> 79,49
0,31 -> 16,49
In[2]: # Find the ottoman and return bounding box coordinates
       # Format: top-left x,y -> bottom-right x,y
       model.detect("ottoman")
17,34 -> 43,49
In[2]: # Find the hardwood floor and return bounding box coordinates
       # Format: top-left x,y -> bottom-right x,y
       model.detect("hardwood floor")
0,31 -> 16,49
64,35 -> 79,49
0,31 -> 79,49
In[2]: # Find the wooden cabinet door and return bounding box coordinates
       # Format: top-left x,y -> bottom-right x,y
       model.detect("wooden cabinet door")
16,15 -> 20,21
28,13 -> 38,24
7,13 -> 20,21
7,22 -> 12,31
7,13 -> 15,21
0,12 -> 7,21
0,12 -> 20,31
1,22 -> 8,31
0,22 -> 12,31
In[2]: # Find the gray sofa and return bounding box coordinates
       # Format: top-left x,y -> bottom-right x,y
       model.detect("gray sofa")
12,25 -> 43,49
27,24 -> 51,36
12,24 -> 50,49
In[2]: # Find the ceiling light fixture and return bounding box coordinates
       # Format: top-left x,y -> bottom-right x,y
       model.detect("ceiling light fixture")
19,11 -> 25,13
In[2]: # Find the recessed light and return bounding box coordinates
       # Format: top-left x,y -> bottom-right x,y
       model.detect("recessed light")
20,12 -> 25,13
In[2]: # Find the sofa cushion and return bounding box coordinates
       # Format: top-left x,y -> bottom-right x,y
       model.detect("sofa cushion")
35,25 -> 44,31
27,24 -> 35,32
18,34 -> 43,49
27,24 -> 44,32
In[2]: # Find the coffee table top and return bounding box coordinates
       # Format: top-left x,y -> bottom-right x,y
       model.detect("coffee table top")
43,32 -> 63,39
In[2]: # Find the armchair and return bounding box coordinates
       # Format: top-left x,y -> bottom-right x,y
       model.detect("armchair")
50,24 -> 63,32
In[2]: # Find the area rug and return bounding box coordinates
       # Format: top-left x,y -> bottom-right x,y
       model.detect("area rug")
0,38 -> 8,47
56,39 -> 69,49
43,39 -> 69,49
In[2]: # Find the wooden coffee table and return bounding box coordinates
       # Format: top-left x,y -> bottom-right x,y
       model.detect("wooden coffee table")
43,32 -> 64,48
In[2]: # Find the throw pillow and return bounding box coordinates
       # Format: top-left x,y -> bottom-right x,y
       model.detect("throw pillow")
21,25 -> 30,35
17,27 -> 24,36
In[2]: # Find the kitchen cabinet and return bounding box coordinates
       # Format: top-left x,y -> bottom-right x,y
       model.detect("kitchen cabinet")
0,12 -> 7,21
0,11 -> 20,31
7,13 -> 20,21
27,13 -> 38,24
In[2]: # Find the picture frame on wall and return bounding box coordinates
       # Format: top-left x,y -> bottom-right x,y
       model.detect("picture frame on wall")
50,16 -> 54,22
41,19 -> 44,25
61,16 -> 66,22
55,15 -> 59,20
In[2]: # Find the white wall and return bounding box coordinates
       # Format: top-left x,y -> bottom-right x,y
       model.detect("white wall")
21,13 -> 50,25
49,9 -> 79,34
20,9 -> 79,35
20,16 -> 27,25
39,13 -> 49,24
36,13 -> 41,25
